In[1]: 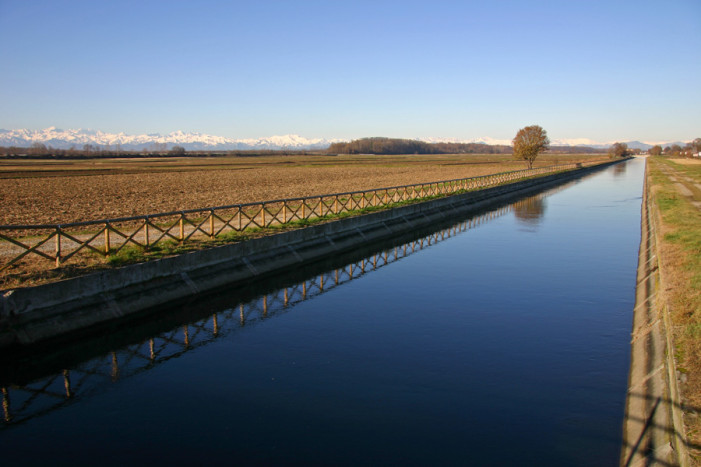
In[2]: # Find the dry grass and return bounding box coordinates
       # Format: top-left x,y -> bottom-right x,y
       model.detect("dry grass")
0,154 -> 605,226
648,157 -> 701,461
671,158 -> 701,166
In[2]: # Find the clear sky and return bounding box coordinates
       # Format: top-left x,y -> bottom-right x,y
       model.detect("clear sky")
1,0 -> 699,143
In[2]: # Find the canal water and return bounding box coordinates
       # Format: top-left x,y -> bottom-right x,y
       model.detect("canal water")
0,159 -> 644,466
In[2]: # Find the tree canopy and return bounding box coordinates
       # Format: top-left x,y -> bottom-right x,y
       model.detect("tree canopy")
608,142 -> 630,158
327,137 -> 512,155
512,125 -> 550,169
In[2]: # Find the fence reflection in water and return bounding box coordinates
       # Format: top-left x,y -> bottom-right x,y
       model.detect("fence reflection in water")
0,187 -> 568,428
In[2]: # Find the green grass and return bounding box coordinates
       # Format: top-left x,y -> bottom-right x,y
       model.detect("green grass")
101,164 -> 583,270
646,156 -> 701,452
106,239 -> 197,266
2,162 -> 591,284
648,156 -> 701,373
100,185 -> 472,268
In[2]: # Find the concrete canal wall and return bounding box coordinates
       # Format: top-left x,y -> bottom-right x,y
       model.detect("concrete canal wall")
621,162 -> 690,466
0,161 -> 623,349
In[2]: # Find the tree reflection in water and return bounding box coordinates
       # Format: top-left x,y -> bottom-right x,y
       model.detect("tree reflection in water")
613,162 -> 627,177
513,195 -> 546,226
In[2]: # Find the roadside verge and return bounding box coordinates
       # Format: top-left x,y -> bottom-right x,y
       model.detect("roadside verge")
621,160 -> 690,466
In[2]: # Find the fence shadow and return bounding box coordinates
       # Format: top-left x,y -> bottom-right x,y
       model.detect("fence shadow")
622,392 -> 701,466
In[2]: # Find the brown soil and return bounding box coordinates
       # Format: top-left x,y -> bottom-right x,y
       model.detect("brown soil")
0,154 -> 604,226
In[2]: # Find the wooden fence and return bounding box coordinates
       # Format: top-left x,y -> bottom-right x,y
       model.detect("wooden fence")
0,162 -> 584,272
1,204 -> 513,426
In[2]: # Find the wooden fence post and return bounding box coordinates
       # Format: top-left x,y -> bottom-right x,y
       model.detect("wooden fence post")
63,369 -> 72,398
55,227 -> 61,267
144,219 -> 150,249
210,210 -> 215,238
2,387 -> 10,422
104,223 -> 110,254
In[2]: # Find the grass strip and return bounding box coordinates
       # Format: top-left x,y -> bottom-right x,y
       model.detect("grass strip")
647,157 -> 701,457
1,165 -> 581,288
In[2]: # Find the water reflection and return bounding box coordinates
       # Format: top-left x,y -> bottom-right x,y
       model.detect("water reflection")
0,183 -> 573,430
513,196 -> 546,226
613,161 -> 628,177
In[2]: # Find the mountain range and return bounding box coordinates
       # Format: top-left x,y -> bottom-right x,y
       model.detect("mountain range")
0,127 -> 341,151
0,127 -> 687,151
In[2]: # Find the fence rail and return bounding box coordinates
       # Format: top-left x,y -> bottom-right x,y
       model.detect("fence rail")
0,185 -> 577,426
0,162 -> 586,272
1,201 -> 517,427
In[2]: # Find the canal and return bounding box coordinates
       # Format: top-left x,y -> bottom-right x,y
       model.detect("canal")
0,158 -> 645,465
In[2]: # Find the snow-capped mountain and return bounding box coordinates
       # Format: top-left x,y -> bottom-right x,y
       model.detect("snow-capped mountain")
552,139 -> 690,151
0,127 -> 687,152
418,136 -> 514,146
0,127 -> 342,150
551,138 -> 607,147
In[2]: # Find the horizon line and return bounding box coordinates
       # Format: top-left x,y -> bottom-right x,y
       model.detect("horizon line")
0,126 -> 694,147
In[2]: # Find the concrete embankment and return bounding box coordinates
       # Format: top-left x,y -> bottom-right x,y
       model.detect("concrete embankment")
621,162 -> 689,466
0,161 -> 622,349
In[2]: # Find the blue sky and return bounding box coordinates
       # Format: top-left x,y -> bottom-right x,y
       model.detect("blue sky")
1,0 -> 699,143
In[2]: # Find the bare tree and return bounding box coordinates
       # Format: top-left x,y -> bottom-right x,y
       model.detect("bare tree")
649,145 -> 662,156
169,145 -> 186,155
608,142 -> 629,158
512,125 -> 550,169
693,138 -> 701,153
29,142 -> 47,155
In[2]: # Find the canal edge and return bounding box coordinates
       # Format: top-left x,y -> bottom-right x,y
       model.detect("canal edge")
0,161 -> 624,349
621,159 -> 690,466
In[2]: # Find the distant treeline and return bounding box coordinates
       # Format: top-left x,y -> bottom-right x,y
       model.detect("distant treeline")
0,138 -> 603,159
328,137 -> 511,155
327,137 -> 601,155
0,143 -> 324,159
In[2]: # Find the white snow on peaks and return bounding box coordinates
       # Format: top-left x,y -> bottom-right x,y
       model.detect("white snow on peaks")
0,128 -> 344,150
418,136 -> 513,146
1,127 -> 647,151
551,138 -> 605,147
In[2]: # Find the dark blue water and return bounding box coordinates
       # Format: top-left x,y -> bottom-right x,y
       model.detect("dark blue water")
0,159 -> 644,466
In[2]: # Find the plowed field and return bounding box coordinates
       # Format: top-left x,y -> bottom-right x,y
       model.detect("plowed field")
0,154 -> 606,226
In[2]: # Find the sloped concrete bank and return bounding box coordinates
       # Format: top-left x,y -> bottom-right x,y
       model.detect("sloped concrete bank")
0,161 -> 622,349
621,164 -> 689,466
